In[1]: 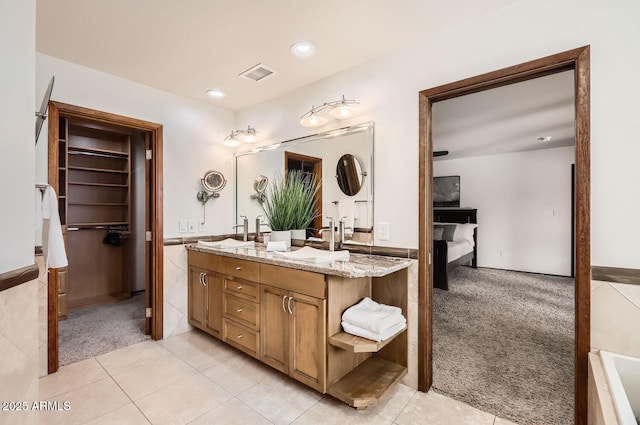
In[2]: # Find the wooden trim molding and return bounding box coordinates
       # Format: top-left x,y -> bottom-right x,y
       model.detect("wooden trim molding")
418,46 -> 590,425
0,264 -> 39,293
592,266 -> 640,286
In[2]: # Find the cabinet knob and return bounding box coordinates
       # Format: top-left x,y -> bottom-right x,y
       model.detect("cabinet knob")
236,308 -> 243,313
235,266 -> 242,271
236,285 -> 243,290
236,334 -> 244,339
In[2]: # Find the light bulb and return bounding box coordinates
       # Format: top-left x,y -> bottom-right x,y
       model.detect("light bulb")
329,104 -> 359,119
223,136 -> 241,147
300,114 -> 328,128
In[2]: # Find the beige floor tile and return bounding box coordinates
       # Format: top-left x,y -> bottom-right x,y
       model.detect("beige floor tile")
188,398 -> 273,425
85,403 -> 151,425
112,354 -> 197,400
135,374 -> 232,425
39,357 -> 109,399
291,396 -> 392,425
201,351 -> 275,395
96,340 -> 170,376
157,329 -> 217,354
395,391 -> 495,425
39,378 -> 131,425
494,416 -> 520,425
169,335 -> 237,371
238,374 -> 323,425
368,383 -> 416,421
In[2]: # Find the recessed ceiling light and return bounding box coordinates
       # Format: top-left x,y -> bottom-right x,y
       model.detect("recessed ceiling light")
206,89 -> 225,98
537,136 -> 553,143
290,41 -> 316,58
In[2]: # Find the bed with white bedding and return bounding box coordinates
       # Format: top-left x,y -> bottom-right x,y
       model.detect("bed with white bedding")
433,208 -> 478,290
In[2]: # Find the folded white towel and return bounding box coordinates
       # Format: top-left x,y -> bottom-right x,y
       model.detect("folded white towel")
341,320 -> 406,342
266,241 -> 287,252
342,297 -> 405,334
197,238 -> 255,249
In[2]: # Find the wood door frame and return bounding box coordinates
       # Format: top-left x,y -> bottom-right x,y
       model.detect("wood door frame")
418,46 -> 590,425
284,151 -> 323,234
47,101 -> 164,373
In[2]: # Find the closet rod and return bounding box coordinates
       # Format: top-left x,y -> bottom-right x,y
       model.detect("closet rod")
67,225 -> 129,231
68,150 -> 125,159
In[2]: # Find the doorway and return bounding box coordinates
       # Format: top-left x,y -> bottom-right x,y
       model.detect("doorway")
46,102 -> 164,373
418,46 -> 590,425
285,151 -> 323,236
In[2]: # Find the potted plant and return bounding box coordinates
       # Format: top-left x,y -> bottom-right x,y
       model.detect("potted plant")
261,170 -> 320,247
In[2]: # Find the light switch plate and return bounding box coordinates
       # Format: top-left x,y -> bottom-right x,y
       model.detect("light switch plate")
379,222 -> 390,241
188,219 -> 197,233
179,219 -> 188,233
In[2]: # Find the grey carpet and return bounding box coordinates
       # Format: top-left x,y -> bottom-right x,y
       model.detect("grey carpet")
432,267 -> 574,425
59,291 -> 151,366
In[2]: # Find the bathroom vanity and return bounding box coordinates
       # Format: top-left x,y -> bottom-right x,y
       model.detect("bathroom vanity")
186,244 -> 411,408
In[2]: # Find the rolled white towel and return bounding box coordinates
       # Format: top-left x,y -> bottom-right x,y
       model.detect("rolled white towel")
341,320 -> 406,342
342,297 -> 405,334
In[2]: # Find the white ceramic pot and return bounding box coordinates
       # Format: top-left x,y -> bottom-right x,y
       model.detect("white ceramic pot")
291,229 -> 306,241
270,230 -> 291,248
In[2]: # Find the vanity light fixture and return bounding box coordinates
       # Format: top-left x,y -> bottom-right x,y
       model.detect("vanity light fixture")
223,126 -> 260,146
299,95 -> 360,127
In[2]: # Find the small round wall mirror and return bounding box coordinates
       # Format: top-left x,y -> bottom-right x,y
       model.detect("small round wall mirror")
253,175 -> 268,194
336,154 -> 365,196
202,170 -> 226,192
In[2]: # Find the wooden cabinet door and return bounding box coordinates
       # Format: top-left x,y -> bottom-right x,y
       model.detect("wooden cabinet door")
289,292 -> 326,392
204,271 -> 222,338
260,285 -> 289,373
188,267 -> 207,330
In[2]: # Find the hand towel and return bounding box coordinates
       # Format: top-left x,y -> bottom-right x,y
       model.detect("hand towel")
338,199 -> 355,237
341,320 -> 407,342
342,297 -> 405,333
42,187 -> 68,269
35,188 -> 43,247
266,241 -> 287,252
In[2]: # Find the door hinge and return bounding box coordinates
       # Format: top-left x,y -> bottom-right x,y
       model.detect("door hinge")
428,252 -> 432,265
145,231 -> 152,242
145,149 -> 152,160
145,308 -> 152,318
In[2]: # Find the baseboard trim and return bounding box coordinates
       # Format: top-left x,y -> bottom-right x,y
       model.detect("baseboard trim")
0,264 -> 39,293
591,266 -> 640,286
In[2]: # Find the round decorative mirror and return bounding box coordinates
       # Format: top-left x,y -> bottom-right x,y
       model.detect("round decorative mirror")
201,170 -> 226,192
336,154 -> 364,196
253,175 -> 268,194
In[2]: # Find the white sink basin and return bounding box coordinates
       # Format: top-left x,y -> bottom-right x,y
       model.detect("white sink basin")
197,238 -> 255,249
273,246 -> 350,263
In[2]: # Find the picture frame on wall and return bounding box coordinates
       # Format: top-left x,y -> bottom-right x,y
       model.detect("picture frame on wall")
433,175 -> 460,207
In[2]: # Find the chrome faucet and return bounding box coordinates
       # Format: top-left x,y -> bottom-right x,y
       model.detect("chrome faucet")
339,217 -> 353,248
233,215 -> 249,241
318,216 -> 335,251
255,215 -> 270,240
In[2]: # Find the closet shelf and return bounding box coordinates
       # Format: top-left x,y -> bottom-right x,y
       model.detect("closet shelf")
68,166 -> 128,174
328,326 -> 406,353
67,145 -> 129,158
327,357 -> 407,409
68,221 -> 128,228
68,181 -> 128,188
68,202 -> 128,206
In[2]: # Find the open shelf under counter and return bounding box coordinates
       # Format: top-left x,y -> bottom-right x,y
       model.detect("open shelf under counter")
328,326 -> 407,353
327,357 -> 407,409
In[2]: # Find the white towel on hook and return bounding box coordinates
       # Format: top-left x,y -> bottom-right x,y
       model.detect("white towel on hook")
42,187 -> 68,269
338,199 -> 355,237
35,188 -> 44,247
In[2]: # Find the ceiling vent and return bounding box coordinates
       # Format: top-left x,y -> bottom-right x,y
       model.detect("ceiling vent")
239,63 -> 276,82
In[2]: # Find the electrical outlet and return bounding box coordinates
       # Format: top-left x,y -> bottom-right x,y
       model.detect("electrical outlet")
179,219 -> 188,233
379,222 -> 390,241
198,221 -> 205,232
188,219 -> 197,233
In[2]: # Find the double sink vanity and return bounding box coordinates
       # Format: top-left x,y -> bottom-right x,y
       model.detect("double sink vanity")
186,242 -> 412,409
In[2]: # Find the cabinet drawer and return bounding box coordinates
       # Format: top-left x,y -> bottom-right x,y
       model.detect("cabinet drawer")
224,277 -> 260,302
223,318 -> 259,359
222,257 -> 260,282
223,293 -> 259,330
260,264 -> 326,299
188,250 -> 222,271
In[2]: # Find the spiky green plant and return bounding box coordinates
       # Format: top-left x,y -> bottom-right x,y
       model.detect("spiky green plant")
261,170 -> 321,231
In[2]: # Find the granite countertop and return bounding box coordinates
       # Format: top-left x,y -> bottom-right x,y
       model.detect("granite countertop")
186,243 -> 413,278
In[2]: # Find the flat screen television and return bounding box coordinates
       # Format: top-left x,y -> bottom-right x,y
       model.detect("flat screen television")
433,175 -> 460,207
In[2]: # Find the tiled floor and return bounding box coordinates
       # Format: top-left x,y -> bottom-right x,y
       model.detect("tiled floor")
37,330 -> 520,425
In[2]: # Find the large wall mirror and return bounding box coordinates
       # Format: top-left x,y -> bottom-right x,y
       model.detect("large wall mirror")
235,122 -> 374,245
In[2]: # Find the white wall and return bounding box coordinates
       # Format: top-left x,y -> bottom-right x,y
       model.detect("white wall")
35,54 -> 237,239
434,147 -> 574,276
236,0 -> 640,269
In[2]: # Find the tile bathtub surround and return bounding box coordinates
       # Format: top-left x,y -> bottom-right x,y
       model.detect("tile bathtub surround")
38,331 -> 521,425
591,280 -> 640,357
